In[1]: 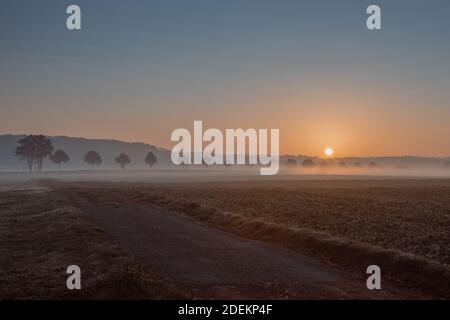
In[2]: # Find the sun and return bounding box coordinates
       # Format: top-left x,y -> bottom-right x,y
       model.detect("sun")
324,147 -> 334,157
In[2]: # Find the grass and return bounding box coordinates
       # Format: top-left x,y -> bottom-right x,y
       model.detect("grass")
0,183 -> 183,299
39,178 -> 450,297
114,179 -> 450,297
123,179 -> 450,266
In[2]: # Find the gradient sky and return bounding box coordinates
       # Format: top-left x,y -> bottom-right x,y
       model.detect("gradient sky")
1,0 -> 450,156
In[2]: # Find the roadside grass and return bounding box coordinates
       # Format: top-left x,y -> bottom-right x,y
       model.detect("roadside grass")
120,180 -> 450,298
45,179 -> 450,298
0,186 -> 183,299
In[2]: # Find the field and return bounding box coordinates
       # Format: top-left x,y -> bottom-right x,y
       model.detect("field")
48,177 -> 450,297
0,182 -> 182,299
121,179 -> 450,266
2,176 -> 450,298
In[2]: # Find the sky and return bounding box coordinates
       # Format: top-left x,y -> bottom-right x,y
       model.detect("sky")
1,0 -> 450,157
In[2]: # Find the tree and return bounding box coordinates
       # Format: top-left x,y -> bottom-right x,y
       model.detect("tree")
84,150 -> 102,168
50,150 -> 70,170
302,159 -> 316,167
34,136 -> 53,172
115,153 -> 131,169
369,162 -> 378,168
286,158 -> 297,166
353,162 -> 362,168
15,135 -> 53,172
338,161 -> 347,167
145,152 -> 157,169
15,136 -> 35,172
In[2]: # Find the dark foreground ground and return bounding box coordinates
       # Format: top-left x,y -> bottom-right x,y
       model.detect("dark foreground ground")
0,182 -> 182,299
2,178 -> 450,299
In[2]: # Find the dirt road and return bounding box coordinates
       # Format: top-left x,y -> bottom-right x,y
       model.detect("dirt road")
55,184 -> 422,299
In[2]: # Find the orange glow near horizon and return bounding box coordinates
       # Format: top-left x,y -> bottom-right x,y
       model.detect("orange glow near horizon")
3,76 -> 450,158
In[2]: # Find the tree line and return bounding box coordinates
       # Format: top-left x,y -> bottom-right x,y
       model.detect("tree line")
15,135 -> 157,172
286,158 -> 379,168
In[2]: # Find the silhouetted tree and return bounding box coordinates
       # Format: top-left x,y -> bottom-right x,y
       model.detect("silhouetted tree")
145,151 -> 157,169
338,161 -> 347,167
115,153 -> 131,169
302,159 -> 315,167
34,136 -> 53,172
50,150 -> 69,170
15,136 -> 35,172
287,158 -> 297,166
353,162 -> 362,168
15,135 -> 53,172
369,162 -> 378,168
84,150 -> 102,168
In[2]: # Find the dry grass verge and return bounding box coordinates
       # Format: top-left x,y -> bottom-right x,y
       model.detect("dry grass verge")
0,185 -> 183,299
43,179 -> 450,298
126,188 -> 450,298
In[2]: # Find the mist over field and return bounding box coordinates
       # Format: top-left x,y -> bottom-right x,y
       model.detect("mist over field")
1,134 -> 450,181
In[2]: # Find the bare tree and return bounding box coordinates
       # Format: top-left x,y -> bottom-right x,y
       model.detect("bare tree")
15,136 -> 35,172
286,158 -> 297,166
15,135 -> 53,172
50,150 -> 70,170
35,136 -> 53,172
144,151 -> 157,169
302,159 -> 315,167
369,162 -> 378,168
115,153 -> 131,169
84,151 -> 102,168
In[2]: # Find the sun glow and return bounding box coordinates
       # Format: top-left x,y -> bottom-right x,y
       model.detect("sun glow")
324,147 -> 334,157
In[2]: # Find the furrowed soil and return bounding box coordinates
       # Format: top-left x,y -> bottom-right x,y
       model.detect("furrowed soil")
45,179 -> 450,298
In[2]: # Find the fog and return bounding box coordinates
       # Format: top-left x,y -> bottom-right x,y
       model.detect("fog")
1,165 -> 450,185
